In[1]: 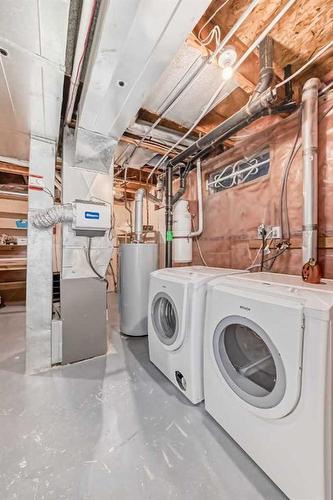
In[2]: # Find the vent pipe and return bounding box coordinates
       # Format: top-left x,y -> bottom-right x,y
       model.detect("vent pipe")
134,188 -> 145,243
302,78 -> 320,264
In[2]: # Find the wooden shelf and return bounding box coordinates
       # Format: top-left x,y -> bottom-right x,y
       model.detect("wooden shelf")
0,281 -> 26,291
0,258 -> 27,271
0,244 -> 27,249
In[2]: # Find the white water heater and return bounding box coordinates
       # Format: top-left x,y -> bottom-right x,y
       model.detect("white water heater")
173,200 -> 192,263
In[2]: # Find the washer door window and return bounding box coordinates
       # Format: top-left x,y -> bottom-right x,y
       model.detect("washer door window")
213,315 -> 286,409
152,293 -> 179,346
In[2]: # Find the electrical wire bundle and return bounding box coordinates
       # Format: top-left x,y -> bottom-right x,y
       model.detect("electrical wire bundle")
247,229 -> 291,272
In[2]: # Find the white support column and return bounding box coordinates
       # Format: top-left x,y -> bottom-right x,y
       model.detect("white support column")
26,137 -> 56,374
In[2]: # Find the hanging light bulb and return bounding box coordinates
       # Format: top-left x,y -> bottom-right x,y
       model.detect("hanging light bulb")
221,65 -> 234,80
218,46 -> 237,80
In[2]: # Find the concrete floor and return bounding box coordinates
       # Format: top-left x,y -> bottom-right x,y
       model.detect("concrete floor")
0,295 -> 286,500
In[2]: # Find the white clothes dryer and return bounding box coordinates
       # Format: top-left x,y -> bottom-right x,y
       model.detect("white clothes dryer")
148,266 -> 246,404
204,271 -> 333,500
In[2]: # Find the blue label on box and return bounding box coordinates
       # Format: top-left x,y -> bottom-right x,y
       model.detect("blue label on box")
84,211 -> 100,220
16,219 -> 28,229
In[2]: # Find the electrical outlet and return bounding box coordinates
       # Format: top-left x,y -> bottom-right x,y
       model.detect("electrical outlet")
271,226 -> 282,239
257,224 -> 272,239
257,224 -> 282,239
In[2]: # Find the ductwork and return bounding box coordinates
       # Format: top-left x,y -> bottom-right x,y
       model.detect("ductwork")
302,78 -> 320,264
33,205 -> 73,229
72,0 -> 213,173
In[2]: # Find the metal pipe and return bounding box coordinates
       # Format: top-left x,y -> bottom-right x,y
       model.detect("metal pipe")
134,188 -> 145,243
189,159 -> 203,238
250,37 -> 274,102
170,86 -> 276,167
169,36 -> 275,167
165,165 -> 173,267
302,78 -> 320,263
65,0 -> 97,124
172,165 -> 187,205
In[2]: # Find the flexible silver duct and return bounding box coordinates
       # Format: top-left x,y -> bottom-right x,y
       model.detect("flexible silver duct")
302,78 -> 320,263
33,205 -> 73,229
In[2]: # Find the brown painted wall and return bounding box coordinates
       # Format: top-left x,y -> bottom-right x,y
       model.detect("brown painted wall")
186,93 -> 333,278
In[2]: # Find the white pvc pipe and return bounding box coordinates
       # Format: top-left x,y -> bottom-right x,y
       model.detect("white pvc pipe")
189,159 -> 203,238
302,78 -> 320,263
65,0 -> 96,124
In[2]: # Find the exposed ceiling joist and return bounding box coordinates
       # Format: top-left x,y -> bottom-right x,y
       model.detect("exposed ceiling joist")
121,135 -> 178,157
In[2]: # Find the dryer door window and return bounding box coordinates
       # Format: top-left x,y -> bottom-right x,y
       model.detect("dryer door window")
213,315 -> 286,409
152,293 -> 179,346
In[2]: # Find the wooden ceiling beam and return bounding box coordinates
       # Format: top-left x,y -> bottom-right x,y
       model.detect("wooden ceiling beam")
114,179 -> 153,188
120,134 -> 178,157
138,109 -> 200,138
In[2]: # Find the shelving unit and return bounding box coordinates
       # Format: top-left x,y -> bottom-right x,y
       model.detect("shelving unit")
0,162 -> 28,304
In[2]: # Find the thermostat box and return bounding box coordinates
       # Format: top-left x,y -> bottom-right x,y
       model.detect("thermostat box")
72,200 -> 111,236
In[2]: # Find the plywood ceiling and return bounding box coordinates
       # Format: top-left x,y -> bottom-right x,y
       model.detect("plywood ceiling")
215,0 -> 333,70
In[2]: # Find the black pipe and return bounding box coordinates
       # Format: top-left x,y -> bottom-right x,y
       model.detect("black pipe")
172,165 -> 187,205
165,163 -> 173,267
169,88 -> 276,169
191,102 -> 298,164
169,38 -> 276,168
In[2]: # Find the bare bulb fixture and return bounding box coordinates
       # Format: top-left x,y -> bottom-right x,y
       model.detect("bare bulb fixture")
218,45 -> 237,80
221,65 -> 234,80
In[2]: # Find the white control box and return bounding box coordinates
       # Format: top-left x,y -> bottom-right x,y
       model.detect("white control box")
72,201 -> 111,234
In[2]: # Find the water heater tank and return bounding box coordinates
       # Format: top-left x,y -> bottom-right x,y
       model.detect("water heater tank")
173,200 -> 192,263
119,243 -> 158,336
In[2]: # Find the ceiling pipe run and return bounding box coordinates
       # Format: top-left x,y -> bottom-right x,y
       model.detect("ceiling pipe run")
169,39 -> 277,167
302,78 -> 320,266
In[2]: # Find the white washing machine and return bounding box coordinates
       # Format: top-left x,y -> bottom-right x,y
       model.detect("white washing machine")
204,271 -> 333,500
148,266 -> 245,404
